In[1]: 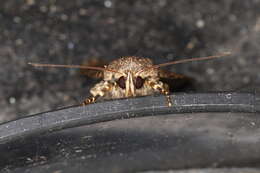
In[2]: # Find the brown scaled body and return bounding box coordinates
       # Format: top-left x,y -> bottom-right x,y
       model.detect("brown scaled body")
29,52 -> 230,107
85,57 -> 172,106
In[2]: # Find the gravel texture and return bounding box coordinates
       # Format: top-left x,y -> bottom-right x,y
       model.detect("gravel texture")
0,0 -> 260,122
141,168 -> 260,173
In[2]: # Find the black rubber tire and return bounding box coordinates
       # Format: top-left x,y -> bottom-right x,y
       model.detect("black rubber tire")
0,92 -> 260,173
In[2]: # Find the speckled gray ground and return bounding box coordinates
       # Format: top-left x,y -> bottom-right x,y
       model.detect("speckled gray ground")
141,168 -> 260,173
0,0 -> 260,122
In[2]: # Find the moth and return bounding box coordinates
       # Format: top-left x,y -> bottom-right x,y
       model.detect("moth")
29,52 -> 230,106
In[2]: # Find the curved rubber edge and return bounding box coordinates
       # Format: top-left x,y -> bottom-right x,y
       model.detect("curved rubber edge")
0,92 -> 259,143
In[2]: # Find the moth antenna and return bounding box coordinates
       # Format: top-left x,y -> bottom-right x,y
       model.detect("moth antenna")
153,51 -> 231,68
28,63 -> 123,74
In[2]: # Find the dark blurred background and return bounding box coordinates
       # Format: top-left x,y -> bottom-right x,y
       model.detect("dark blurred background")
0,0 -> 260,122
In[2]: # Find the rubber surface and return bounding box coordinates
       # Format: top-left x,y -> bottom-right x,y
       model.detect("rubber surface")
0,92 -> 259,143
0,92 -> 260,172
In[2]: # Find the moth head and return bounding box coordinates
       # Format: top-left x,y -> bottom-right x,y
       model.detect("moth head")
105,57 -> 158,97
116,71 -> 146,97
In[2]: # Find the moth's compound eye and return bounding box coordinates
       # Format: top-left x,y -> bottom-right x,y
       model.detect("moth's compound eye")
135,76 -> 144,89
117,76 -> 126,89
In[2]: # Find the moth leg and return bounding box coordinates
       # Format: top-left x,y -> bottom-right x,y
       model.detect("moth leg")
81,81 -> 113,106
81,95 -> 99,106
148,80 -> 172,107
